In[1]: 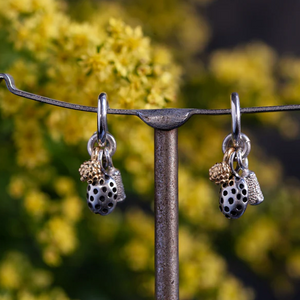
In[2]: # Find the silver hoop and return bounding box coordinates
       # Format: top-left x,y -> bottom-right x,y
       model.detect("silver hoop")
103,147 -> 114,169
236,149 -> 249,170
231,92 -> 241,147
97,93 -> 108,147
222,133 -> 251,159
229,151 -> 241,179
87,132 -> 117,157
97,148 -> 106,173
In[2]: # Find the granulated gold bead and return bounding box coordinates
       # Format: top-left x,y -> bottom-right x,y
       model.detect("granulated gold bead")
209,162 -> 231,185
79,159 -> 102,184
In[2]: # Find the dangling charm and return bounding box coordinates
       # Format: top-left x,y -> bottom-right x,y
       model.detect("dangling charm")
79,93 -> 126,216
104,148 -> 126,202
79,147 -> 102,184
240,159 -> 264,205
219,175 -> 248,219
209,148 -> 234,185
209,93 -> 263,219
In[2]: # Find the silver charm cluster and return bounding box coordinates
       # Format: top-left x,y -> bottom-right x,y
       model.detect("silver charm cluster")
79,133 -> 126,216
209,134 -> 263,219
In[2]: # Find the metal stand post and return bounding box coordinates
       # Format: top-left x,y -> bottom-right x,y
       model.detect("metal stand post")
155,129 -> 179,300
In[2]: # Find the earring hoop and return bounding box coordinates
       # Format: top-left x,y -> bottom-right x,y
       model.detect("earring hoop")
97,92 -> 108,147
231,92 -> 241,147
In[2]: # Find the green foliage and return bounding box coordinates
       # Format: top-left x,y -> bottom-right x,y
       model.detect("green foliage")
0,0 -> 300,300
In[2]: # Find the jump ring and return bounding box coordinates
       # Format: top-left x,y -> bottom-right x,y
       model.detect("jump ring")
97,148 -> 106,173
222,133 -> 251,158
223,147 -> 235,164
103,147 -> 113,169
236,148 -> 249,170
87,132 -> 117,157
229,151 -> 240,179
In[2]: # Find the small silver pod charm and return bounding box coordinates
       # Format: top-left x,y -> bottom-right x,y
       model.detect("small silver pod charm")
104,148 -> 126,202
219,176 -> 249,219
107,167 -> 126,202
242,169 -> 264,205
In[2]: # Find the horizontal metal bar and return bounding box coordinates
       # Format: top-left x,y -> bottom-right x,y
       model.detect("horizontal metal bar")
1,72 -> 300,130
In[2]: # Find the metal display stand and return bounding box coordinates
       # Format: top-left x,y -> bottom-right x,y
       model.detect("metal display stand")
1,72 -> 300,300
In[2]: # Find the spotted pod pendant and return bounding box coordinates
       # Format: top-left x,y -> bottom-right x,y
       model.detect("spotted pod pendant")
219,176 -> 249,219
241,169 -> 264,205
86,174 -> 118,216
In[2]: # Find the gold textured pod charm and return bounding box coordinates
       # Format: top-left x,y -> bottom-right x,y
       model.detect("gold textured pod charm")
209,148 -> 235,185
79,147 -> 102,184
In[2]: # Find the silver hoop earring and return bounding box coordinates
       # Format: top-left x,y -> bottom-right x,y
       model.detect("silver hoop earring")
209,93 -> 263,219
79,93 -> 126,216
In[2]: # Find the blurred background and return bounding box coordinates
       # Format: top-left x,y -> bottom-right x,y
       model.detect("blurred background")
1,0 -> 300,299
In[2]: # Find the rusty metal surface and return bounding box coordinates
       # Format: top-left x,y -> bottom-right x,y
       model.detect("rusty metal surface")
155,129 -> 179,300
2,73 -> 300,130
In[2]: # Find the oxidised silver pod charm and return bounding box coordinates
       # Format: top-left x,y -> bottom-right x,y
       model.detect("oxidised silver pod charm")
86,174 -> 118,216
104,148 -> 126,202
219,176 -> 249,219
107,166 -> 126,202
242,169 -> 264,205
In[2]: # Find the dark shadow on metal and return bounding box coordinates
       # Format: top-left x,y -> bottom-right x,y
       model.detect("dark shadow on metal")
2,73 -> 300,130
155,129 -> 179,300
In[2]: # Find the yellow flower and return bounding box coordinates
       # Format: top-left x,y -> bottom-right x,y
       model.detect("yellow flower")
54,177 -> 76,197
61,196 -> 83,223
0,260 -> 21,289
24,190 -> 49,218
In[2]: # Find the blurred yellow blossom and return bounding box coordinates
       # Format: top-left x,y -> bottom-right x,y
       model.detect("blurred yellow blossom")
236,217 -> 280,272
24,190 -> 49,218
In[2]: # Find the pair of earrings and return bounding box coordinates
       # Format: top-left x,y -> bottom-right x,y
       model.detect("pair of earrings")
79,92 -> 262,220
209,93 -> 264,219
79,93 -> 126,216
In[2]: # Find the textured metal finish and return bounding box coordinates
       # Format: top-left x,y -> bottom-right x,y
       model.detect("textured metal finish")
79,158 -> 102,183
155,129 -> 179,300
79,147 -> 102,183
2,73 -> 300,130
209,161 -> 231,185
107,166 -> 126,202
242,169 -> 264,205
219,176 -> 248,219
